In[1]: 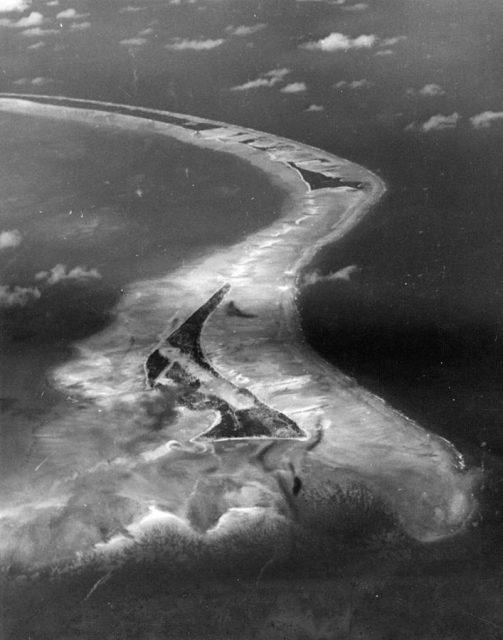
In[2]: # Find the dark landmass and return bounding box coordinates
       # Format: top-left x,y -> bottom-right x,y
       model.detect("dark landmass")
225,300 -> 257,318
145,285 -> 303,440
288,162 -> 364,190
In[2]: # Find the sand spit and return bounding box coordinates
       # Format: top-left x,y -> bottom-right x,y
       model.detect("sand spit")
0,95 -> 478,542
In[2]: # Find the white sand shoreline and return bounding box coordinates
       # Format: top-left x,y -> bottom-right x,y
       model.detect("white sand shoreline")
0,95 -> 478,543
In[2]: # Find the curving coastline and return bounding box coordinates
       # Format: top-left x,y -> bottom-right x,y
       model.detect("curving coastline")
0,94 -> 478,544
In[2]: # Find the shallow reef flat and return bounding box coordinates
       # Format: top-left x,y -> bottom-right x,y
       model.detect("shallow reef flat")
0,95 -> 477,548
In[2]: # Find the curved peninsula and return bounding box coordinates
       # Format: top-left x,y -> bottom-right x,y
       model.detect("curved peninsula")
0,94 -> 477,545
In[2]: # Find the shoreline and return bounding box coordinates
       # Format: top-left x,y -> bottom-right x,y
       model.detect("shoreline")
0,95 -> 478,543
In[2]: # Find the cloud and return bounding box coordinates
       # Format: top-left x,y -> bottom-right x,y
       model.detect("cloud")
231,77 -> 278,90
120,37 -> 147,46
13,10 -> 43,26
469,111 -> 503,129
14,76 -> 52,85
302,32 -> 377,52
415,83 -> 445,97
225,24 -> 266,36
381,36 -> 406,46
0,0 -> 30,12
0,229 -> 22,249
0,285 -> 40,308
375,49 -> 394,56
35,264 -> 102,285
31,76 -> 53,85
27,39 -> 44,49
303,265 -> 360,286
421,112 -> 460,132
69,21 -> 90,31
342,3 -> 368,10
138,26 -> 153,36
406,112 -> 461,133
230,68 -> 290,91
165,38 -> 224,50
118,4 -> 145,12
0,10 -> 43,26
335,78 -> 373,89
281,81 -> 307,94
21,26 -> 57,36
305,104 -> 324,112
56,8 -> 88,19
264,68 -> 290,80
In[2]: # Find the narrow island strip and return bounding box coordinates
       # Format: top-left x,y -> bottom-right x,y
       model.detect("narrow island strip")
0,94 -> 478,543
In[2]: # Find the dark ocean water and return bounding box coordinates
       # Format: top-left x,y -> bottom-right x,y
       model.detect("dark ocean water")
299,130 -> 503,467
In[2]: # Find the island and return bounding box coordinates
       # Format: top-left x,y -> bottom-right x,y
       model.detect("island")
0,94 -> 477,548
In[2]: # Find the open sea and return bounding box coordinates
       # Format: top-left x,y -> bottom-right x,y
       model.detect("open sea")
299,126 -> 503,468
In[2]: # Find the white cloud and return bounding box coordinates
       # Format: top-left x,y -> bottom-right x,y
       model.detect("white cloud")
375,49 -> 394,56
118,5 -> 145,12
0,10 -> 43,26
120,36 -> 146,46
0,0 -> 30,12
21,26 -> 57,36
342,3 -> 368,10
335,78 -> 373,89
231,77 -> 278,90
27,39 -> 44,49
406,112 -> 461,133
281,81 -> 307,93
306,104 -> 324,112
0,229 -> 22,249
138,26 -> 153,36
302,32 -> 377,52
422,112 -> 460,132
47,0 -> 58,5
31,76 -> 53,85
35,264 -> 102,285
0,285 -> 40,308
470,111 -> 503,129
14,76 -> 52,85
13,11 -> 43,26
56,8 -> 88,19
381,35 -> 406,46
55,8 -> 74,19
418,83 -> 445,97
230,68 -> 290,91
166,38 -> 224,50
225,24 -> 266,36
303,265 -> 360,286
264,68 -> 290,80
69,21 -> 90,31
